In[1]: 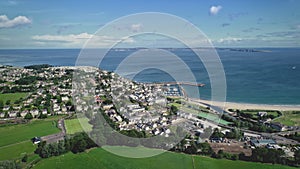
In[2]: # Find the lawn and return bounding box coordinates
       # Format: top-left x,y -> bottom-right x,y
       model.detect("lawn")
0,141 -> 36,161
0,92 -> 29,105
241,110 -> 280,120
33,147 -> 295,169
169,103 -> 231,125
180,106 -> 231,125
0,116 -> 61,147
273,111 -> 300,126
65,118 -> 92,134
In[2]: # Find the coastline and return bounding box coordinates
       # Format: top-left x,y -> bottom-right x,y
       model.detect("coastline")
188,98 -> 300,111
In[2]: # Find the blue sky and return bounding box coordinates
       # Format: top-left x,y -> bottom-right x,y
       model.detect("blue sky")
0,0 -> 300,48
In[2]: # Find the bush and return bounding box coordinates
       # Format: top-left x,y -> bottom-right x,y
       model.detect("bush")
24,113 -> 33,120
21,154 -> 28,162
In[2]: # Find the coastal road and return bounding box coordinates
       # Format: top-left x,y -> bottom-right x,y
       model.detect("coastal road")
187,98 -> 299,145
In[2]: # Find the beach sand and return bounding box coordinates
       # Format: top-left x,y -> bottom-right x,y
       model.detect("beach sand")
189,98 -> 300,111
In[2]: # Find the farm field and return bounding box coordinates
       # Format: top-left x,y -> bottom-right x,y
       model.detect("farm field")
65,118 -> 92,134
273,111 -> 300,126
0,141 -> 36,161
33,147 -> 295,169
0,92 -> 29,105
0,116 -> 62,161
0,116 -> 61,147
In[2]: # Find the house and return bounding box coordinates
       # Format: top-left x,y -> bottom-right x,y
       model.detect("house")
62,96 -> 69,102
30,109 -> 39,116
250,139 -> 276,147
103,104 -> 114,110
3,106 -> 10,111
31,137 -> 42,144
258,111 -> 267,117
270,122 -> 287,131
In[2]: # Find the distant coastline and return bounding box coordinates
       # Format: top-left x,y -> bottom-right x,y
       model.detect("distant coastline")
1,48 -> 300,105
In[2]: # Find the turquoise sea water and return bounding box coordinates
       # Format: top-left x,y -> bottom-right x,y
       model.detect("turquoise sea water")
0,48 -> 299,105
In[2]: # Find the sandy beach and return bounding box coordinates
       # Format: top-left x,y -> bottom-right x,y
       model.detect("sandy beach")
189,98 -> 300,111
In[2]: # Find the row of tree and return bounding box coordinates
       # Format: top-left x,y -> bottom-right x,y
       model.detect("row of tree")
0,160 -> 21,169
35,132 -> 97,158
239,147 -> 300,167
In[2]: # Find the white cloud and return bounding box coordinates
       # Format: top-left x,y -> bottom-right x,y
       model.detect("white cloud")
130,23 -> 143,32
209,5 -> 222,15
8,0 -> 18,5
217,37 -> 242,43
32,33 -> 135,48
0,15 -> 31,28
32,33 -> 92,43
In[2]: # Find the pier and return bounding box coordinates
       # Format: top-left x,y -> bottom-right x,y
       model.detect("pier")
154,81 -> 205,87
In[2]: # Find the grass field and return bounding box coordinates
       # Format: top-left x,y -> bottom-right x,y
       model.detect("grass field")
0,92 -> 29,105
169,103 -> 231,125
0,141 -> 36,161
65,118 -> 92,134
180,106 -> 231,125
273,111 -> 300,126
0,116 -> 61,147
241,110 -> 280,120
33,147 -> 295,169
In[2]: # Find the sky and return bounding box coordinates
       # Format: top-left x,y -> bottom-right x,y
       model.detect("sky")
0,0 -> 300,48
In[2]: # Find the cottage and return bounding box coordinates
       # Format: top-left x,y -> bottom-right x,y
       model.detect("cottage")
32,137 -> 42,144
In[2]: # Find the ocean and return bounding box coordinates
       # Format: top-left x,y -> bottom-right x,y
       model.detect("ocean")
0,48 -> 300,105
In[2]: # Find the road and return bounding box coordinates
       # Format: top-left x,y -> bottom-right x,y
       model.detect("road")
41,118 -> 67,143
187,98 -> 299,145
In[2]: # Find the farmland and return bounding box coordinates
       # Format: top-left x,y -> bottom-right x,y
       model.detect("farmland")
0,141 -> 36,161
0,116 -> 62,161
0,116 -> 61,147
0,92 -> 29,105
65,118 -> 92,134
33,147 -> 296,169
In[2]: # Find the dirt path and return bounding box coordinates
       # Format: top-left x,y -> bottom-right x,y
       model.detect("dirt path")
41,117 -> 67,143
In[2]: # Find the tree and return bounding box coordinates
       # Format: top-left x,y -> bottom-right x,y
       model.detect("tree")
0,160 -> 21,169
295,149 -> 300,164
5,100 -> 11,105
21,154 -> 28,162
0,100 -> 3,110
71,139 -> 87,153
197,142 -> 213,156
24,113 -> 33,120
210,128 -> 224,139
170,105 -> 178,114
185,142 -> 198,154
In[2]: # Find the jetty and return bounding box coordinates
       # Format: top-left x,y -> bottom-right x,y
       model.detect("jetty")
153,81 -> 205,87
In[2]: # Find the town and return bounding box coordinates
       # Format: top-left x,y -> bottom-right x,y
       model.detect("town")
0,64 -> 299,168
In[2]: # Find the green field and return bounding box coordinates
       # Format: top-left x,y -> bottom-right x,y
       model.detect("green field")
65,118 -> 92,134
274,111 -> 300,126
0,116 -> 61,147
241,110 -> 280,120
33,147 -> 295,169
0,92 -> 29,105
0,141 -> 36,160
181,106 -> 231,125
169,103 -> 231,125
